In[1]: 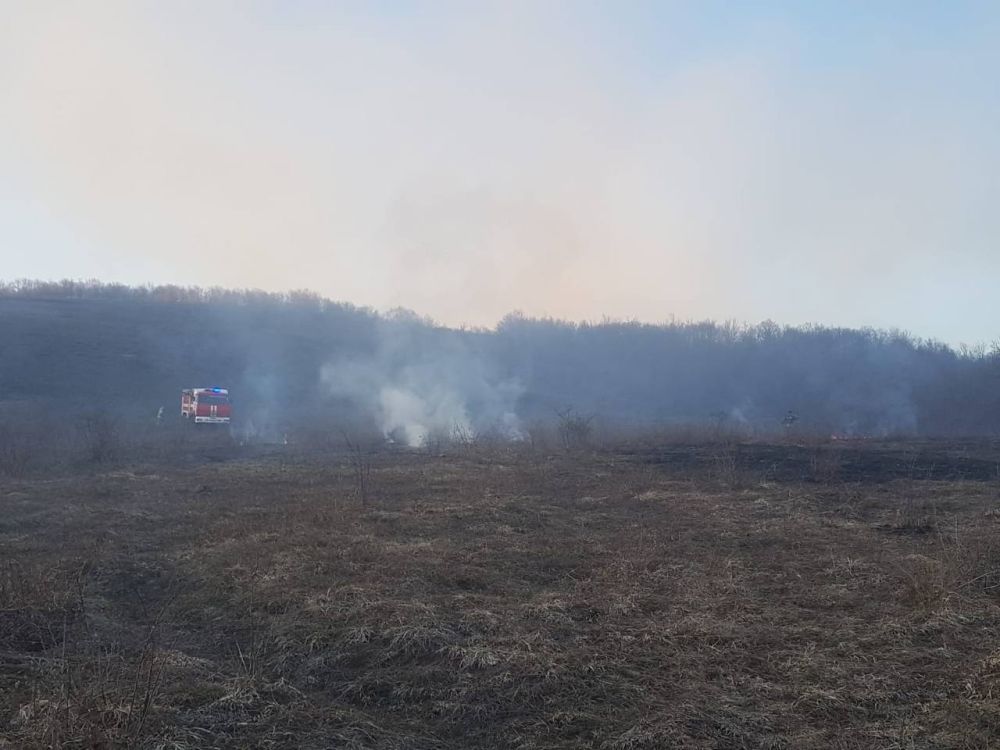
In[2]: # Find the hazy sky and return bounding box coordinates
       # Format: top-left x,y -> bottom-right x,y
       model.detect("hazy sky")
1,1 -> 997,344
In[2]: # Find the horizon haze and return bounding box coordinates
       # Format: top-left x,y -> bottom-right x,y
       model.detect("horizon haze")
1,1 -> 998,345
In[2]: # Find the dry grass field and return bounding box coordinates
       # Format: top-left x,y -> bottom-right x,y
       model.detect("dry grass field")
2,440 -> 1000,749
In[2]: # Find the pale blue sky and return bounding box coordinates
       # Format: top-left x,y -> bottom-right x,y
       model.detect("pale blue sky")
1,1 -> 997,345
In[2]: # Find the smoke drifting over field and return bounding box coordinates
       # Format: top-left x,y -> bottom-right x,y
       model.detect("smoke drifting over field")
321,321 -> 522,447
0,283 -> 997,439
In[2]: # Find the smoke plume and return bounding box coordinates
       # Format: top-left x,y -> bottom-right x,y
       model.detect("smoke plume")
321,320 -> 522,446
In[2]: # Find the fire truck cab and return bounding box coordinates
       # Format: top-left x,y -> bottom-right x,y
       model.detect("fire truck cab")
181,387 -> 232,425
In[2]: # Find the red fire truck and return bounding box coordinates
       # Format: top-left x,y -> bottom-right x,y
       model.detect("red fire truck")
181,387 -> 232,425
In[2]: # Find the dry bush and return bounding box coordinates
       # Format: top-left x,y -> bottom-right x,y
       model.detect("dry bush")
709,443 -> 740,483
0,559 -> 170,748
555,407 -> 594,451
343,432 -> 377,506
419,424 -> 457,453
77,411 -> 122,465
707,441 -> 764,486
11,638 -> 167,750
466,425 -> 509,452
414,422 -> 525,460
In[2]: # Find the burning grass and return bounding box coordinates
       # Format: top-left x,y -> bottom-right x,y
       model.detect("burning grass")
1,441 -> 1000,748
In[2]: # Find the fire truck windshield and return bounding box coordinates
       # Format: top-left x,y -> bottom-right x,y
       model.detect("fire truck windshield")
198,395 -> 229,405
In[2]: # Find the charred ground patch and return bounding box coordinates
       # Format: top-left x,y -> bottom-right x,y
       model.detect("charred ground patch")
625,439 -> 1000,483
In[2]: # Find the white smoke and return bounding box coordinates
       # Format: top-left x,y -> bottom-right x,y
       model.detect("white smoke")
320,321 -> 523,447
235,368 -> 287,444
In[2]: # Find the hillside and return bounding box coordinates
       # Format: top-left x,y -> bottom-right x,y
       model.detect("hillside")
1,280 -> 998,437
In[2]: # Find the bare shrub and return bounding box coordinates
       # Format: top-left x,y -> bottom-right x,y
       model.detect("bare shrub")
24,637 -> 168,749
556,407 -> 594,451
77,412 -> 121,465
450,423 -> 476,446
343,433 -> 375,506
6,563 -> 169,749
710,443 -> 739,484
420,424 -> 458,453
459,424 -> 524,460
418,422 -> 519,457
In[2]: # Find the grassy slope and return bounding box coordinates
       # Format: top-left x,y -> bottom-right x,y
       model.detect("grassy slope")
2,443 -> 1000,748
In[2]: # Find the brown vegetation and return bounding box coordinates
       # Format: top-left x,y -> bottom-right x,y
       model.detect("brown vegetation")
2,439 -> 1000,748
